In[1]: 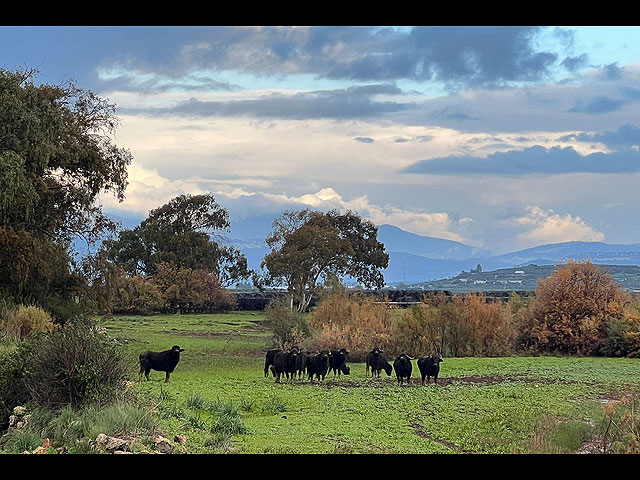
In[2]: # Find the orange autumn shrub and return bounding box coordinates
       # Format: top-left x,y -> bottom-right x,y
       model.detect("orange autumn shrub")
524,260 -> 631,355
307,292 -> 396,361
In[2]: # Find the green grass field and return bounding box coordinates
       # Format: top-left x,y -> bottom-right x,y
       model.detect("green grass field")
98,311 -> 640,454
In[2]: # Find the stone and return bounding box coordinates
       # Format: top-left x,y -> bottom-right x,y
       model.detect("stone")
153,435 -> 174,454
13,406 -> 26,416
93,433 -> 130,453
174,434 -> 187,445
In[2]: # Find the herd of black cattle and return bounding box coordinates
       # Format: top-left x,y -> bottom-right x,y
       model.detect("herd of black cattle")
264,347 -> 444,386
136,344 -> 443,386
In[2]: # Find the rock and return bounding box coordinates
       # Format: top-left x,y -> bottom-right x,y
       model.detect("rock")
13,406 -> 27,416
8,415 -> 17,428
93,433 -> 130,453
153,435 -> 174,454
32,446 -> 48,454
17,414 -> 31,429
174,434 -> 187,445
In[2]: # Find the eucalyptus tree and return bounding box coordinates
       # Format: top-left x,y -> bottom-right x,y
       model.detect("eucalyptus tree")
258,209 -> 389,312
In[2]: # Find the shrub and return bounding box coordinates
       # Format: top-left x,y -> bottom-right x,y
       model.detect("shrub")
3,402 -> 158,453
0,305 -> 55,341
264,300 -> 309,349
395,303 -> 446,356
114,275 -> 164,315
525,261 -> 630,355
307,292 -> 395,361
396,294 -> 515,357
1,429 -> 43,453
464,294 -> 516,356
0,341 -> 32,431
23,319 -> 132,408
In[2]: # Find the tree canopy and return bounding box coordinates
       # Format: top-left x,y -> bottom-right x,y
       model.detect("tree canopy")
0,68 -> 131,316
0,68 -> 131,245
258,209 -> 389,311
102,193 -> 251,287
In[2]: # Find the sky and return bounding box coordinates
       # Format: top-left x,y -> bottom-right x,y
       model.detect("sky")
2,25 -> 640,254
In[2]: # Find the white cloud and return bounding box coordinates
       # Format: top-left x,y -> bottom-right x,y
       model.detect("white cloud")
100,162 -> 470,243
513,205 -> 605,247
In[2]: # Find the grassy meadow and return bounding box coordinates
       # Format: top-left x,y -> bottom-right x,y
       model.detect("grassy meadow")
98,311 -> 640,454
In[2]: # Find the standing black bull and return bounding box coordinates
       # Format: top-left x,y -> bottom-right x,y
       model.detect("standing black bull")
264,348 -> 282,377
329,348 -> 350,379
393,353 -> 413,385
417,355 -> 444,385
295,350 -> 311,379
366,347 -> 393,378
272,347 -> 301,384
306,350 -> 333,383
139,345 -> 185,383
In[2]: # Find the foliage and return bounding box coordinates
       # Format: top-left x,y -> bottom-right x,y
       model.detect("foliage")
103,193 -> 250,286
395,294 -> 515,358
264,300 -> 309,348
601,394 -> 640,454
0,68 -> 131,316
1,402 -> 158,453
0,341 -> 32,431
259,209 -> 388,312
113,275 -> 164,315
0,305 -> 55,341
22,319 -> 131,408
149,262 -> 237,313
307,291 -> 396,360
522,261 -> 631,355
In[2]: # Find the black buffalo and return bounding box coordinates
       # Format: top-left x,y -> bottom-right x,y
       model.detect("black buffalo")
306,350 -> 333,382
417,355 -> 444,385
366,348 -> 393,378
139,345 -> 185,383
272,347 -> 301,384
393,353 -> 413,385
295,350 -> 311,379
329,348 -> 350,379
264,348 -> 282,377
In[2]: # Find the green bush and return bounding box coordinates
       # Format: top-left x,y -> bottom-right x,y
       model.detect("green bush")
23,319 -> 132,408
1,429 -> 43,453
0,341 -> 32,431
264,300 -> 309,348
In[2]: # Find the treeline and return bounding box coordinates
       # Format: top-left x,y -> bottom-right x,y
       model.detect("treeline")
282,261 -> 640,360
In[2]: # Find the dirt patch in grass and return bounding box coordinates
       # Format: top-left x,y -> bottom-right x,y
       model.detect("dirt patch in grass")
313,373 -> 579,389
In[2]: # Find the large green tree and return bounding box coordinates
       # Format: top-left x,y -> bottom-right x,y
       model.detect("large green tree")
102,193 -> 251,287
258,209 -> 389,312
0,68 -> 132,316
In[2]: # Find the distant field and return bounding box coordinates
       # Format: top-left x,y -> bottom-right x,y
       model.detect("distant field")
99,311 -> 640,454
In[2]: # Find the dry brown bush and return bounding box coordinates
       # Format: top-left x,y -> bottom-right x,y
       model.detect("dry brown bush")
0,305 -> 54,340
307,292 -> 397,361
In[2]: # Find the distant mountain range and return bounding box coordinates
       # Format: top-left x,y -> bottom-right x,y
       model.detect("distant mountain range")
371,224 -> 640,285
